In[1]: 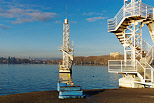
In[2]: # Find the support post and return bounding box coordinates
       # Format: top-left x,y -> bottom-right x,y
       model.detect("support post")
121,60 -> 123,72
146,6 -> 147,18
133,21 -> 136,68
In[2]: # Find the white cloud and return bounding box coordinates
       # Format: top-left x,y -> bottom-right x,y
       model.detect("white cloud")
86,16 -> 106,22
28,12 -> 57,22
0,2 -> 57,24
83,12 -> 103,16
54,20 -> 62,24
9,18 -> 33,24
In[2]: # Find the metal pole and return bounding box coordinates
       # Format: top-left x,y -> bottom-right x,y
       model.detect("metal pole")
146,6 -> 147,18
141,24 -> 142,59
133,21 -> 136,67
144,68 -> 145,80
151,69 -> 153,82
121,60 -> 123,72
124,0 -> 125,18
108,60 -> 109,72
139,1 -> 141,16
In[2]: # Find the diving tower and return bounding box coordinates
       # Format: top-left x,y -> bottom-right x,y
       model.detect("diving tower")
57,5 -> 85,99
58,9 -> 74,73
108,0 -> 154,88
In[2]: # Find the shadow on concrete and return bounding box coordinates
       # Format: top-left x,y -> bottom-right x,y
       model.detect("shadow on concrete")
83,89 -> 106,98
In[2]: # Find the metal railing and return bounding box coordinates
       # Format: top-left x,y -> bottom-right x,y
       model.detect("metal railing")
108,1 -> 154,31
145,45 -> 154,64
142,39 -> 151,55
58,45 -> 63,51
58,41 -> 74,52
108,60 -> 137,73
108,59 -> 154,83
136,60 -> 154,82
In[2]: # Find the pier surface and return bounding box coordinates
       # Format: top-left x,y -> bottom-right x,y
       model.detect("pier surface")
0,88 -> 154,103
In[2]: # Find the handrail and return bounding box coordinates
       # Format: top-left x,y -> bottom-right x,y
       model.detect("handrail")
142,39 -> 151,54
109,59 -> 154,83
136,59 -> 154,82
108,1 -> 154,31
145,45 -> 154,64
108,60 -> 137,73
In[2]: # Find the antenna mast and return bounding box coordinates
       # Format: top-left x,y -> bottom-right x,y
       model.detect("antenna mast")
66,3 -> 67,19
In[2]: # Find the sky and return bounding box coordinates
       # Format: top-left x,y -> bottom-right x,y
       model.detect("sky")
0,0 -> 153,58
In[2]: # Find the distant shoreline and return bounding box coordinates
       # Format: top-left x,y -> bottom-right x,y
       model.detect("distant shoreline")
0,63 -> 108,66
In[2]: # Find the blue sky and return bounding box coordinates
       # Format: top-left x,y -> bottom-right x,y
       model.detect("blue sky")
0,0 -> 153,58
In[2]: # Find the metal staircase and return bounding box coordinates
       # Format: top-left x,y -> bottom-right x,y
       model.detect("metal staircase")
108,0 -> 154,87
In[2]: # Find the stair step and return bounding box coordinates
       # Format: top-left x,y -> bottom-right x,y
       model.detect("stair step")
118,36 -> 124,38
59,95 -> 85,99
59,90 -> 83,96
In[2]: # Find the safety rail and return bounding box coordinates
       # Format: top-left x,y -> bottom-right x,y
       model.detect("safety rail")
142,39 -> 151,54
109,59 -> 154,83
108,1 -> 154,32
108,60 -> 137,73
136,60 -> 154,83
145,45 -> 154,64
58,45 -> 63,51
58,41 -> 74,52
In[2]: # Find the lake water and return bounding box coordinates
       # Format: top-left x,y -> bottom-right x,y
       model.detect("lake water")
0,64 -> 121,96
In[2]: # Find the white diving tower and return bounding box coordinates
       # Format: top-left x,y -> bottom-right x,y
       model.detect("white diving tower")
108,0 -> 154,88
58,11 -> 74,73
57,6 -> 85,99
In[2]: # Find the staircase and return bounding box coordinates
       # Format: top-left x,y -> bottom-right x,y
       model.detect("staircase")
108,1 -> 154,87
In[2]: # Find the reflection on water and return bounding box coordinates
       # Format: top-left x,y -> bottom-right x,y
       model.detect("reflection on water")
59,73 -> 72,85
0,64 -> 121,96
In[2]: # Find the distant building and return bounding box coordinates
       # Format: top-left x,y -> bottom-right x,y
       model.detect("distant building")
110,52 -> 121,59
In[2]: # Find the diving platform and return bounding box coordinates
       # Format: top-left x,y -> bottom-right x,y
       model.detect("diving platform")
108,0 -> 154,88
57,6 -> 85,99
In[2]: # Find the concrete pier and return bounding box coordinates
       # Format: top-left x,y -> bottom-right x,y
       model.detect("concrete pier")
1,89 -> 154,103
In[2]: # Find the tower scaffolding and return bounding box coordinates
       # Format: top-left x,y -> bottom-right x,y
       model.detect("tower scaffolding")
57,5 -> 85,99
58,12 -> 74,73
108,0 -> 154,88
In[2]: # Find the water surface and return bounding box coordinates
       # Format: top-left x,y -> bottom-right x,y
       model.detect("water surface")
0,64 -> 121,96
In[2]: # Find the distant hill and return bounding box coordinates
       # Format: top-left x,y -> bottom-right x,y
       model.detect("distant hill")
33,58 -> 62,60
73,55 -> 110,65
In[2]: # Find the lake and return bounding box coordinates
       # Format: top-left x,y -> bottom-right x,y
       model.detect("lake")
0,64 -> 121,96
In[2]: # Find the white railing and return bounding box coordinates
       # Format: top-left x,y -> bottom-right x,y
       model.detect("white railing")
142,39 -> 151,55
58,45 -> 63,51
108,1 -> 154,31
109,59 -> 154,83
108,6 -> 124,31
108,60 -> 137,73
58,41 -> 74,52
136,60 -> 154,83
145,45 -> 154,64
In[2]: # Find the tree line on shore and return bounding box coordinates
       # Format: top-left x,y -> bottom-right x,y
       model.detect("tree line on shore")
0,55 -> 124,65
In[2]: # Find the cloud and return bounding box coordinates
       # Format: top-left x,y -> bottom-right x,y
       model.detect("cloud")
54,20 -> 62,24
0,2 -> 57,24
83,12 -> 103,16
0,24 -> 10,29
86,16 -> 106,22
8,18 -> 33,24
28,12 -> 57,22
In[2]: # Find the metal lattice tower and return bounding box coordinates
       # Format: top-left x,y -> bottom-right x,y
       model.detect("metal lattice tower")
58,5 -> 74,73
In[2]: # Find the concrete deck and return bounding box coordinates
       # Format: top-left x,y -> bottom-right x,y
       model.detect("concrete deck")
0,88 -> 154,103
